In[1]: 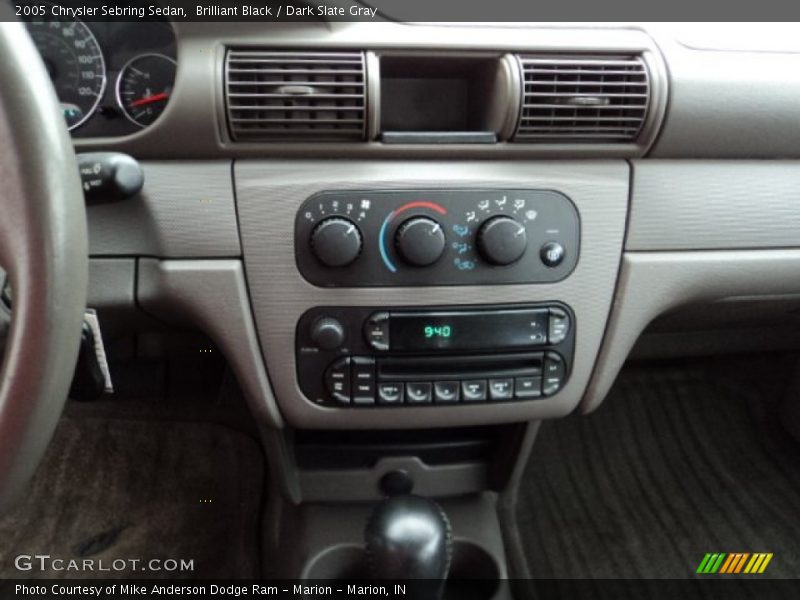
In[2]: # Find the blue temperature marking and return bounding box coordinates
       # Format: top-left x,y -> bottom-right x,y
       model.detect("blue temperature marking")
378,213 -> 397,273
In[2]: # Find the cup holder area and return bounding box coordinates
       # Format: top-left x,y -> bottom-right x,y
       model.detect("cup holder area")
302,540 -> 502,600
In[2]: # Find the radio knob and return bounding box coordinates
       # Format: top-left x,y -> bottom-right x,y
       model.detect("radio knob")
477,216 -> 528,266
311,317 -> 346,350
310,217 -> 363,267
395,217 -> 446,267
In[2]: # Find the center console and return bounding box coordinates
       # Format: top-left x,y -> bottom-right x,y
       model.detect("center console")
234,160 -> 629,430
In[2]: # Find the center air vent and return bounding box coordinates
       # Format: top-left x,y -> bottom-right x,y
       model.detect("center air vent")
225,50 -> 367,142
513,55 -> 650,143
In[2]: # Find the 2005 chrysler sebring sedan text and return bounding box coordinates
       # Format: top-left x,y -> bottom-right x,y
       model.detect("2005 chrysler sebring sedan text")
1,2 -> 799,600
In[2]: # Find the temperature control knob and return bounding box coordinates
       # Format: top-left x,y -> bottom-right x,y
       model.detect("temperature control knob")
477,216 -> 528,265
310,217 -> 363,267
395,217 -> 446,267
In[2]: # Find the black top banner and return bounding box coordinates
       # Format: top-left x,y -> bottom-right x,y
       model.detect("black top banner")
5,0 -> 800,22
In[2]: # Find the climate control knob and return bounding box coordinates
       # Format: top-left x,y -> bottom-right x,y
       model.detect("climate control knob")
477,216 -> 528,265
395,217 -> 446,267
310,217 -> 363,267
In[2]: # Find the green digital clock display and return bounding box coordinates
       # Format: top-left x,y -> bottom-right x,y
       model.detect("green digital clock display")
424,325 -> 452,339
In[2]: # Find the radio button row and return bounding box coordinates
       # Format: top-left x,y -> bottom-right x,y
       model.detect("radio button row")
378,382 -> 404,405
489,378 -> 514,401
543,352 -> 566,396
351,357 -> 376,404
514,376 -> 542,399
364,312 -> 390,351
325,357 -> 351,405
548,308 -> 570,345
434,381 -> 460,403
462,380 -> 488,402
406,382 -> 433,404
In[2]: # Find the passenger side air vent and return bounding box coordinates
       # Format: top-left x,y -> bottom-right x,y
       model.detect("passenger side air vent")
513,55 -> 650,143
225,50 -> 367,142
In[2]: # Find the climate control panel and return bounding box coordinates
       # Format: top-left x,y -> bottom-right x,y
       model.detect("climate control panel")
295,189 -> 580,287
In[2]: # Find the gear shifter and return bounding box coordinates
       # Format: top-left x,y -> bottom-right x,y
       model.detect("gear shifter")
365,496 -> 452,598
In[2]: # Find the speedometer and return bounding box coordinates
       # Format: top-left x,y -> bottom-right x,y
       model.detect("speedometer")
26,20 -> 106,131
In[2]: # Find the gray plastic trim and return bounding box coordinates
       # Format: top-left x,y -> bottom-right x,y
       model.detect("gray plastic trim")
87,161 -> 241,258
628,160 -> 800,251
88,259 -> 135,311
136,259 -> 282,427
236,160 -> 628,429
582,250 -> 800,413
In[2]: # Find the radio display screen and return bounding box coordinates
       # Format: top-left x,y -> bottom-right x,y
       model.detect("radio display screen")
389,308 -> 550,352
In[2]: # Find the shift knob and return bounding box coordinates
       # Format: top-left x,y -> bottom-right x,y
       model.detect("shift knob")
365,496 -> 452,597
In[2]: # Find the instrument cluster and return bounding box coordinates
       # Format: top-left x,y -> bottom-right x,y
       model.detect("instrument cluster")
23,16 -> 177,137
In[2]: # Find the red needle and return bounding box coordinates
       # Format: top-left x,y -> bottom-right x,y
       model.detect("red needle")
129,92 -> 169,108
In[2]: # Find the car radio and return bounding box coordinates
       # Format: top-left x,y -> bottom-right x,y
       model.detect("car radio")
296,303 -> 574,408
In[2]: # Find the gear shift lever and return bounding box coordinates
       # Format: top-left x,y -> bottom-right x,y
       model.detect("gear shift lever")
365,495 -> 452,599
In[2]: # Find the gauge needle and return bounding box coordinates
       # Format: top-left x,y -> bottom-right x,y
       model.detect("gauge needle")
129,92 -> 169,107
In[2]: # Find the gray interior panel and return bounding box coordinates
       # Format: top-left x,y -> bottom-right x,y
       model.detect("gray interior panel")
582,250 -> 800,413
72,23 -> 664,159
87,258 -> 135,311
87,161 -> 240,257
628,161 -> 800,251
136,259 -> 282,428
649,34 -> 800,158
235,160 -> 628,429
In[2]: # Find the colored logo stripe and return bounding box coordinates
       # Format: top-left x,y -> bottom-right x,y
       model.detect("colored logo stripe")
697,553 -> 773,574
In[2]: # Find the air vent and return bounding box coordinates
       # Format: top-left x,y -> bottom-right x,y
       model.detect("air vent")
225,50 -> 367,142
513,55 -> 650,143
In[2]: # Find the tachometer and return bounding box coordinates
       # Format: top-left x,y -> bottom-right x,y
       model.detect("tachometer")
26,20 -> 106,131
116,54 -> 177,127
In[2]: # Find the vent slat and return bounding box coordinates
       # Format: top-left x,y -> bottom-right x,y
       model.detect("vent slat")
225,49 -> 367,142
513,54 -> 650,144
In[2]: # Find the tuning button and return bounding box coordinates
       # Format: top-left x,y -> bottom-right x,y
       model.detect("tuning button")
395,217 -> 446,267
310,317 -> 346,350
310,217 -> 363,267
477,216 -> 528,266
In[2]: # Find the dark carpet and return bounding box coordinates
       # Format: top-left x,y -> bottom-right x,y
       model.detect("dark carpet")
517,361 -> 800,583
0,415 -> 264,579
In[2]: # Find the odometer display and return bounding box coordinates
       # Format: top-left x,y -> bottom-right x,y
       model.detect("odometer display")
26,20 -> 106,131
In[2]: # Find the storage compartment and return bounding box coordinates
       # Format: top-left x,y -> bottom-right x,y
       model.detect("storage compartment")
378,55 -> 513,143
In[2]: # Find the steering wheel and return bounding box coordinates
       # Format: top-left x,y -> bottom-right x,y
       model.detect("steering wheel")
0,19 -> 88,511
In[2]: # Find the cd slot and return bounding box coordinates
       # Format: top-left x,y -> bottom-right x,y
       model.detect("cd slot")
378,352 -> 543,381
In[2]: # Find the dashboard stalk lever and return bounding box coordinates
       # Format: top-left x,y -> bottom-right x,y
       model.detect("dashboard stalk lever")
76,152 -> 144,204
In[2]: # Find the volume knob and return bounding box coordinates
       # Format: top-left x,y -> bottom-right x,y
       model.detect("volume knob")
311,317 -> 346,350
395,217 -> 446,267
310,217 -> 363,267
477,216 -> 528,266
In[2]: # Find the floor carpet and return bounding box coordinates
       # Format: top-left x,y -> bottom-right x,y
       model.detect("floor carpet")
517,362 -> 800,584
0,415 -> 264,579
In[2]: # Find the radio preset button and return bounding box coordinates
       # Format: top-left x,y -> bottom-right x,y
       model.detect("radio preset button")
543,352 -> 566,396
434,381 -> 460,403
406,382 -> 432,404
489,378 -> 514,401
325,357 -> 351,404
351,357 -> 376,404
378,383 -> 404,405
548,308 -> 570,345
515,376 -> 542,399
462,380 -> 488,402
364,311 -> 390,351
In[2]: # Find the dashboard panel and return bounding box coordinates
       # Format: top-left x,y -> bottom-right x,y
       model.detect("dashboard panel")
23,17 -> 177,137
